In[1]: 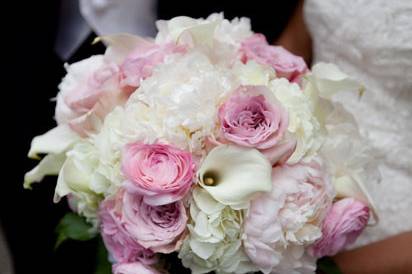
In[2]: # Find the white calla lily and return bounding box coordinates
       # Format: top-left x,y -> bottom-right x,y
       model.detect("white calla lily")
24,153 -> 66,189
197,145 -> 272,206
28,124 -> 79,159
306,62 -> 362,99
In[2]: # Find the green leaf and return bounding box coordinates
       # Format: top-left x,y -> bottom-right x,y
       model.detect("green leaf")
317,257 -> 344,274
94,237 -> 112,274
55,213 -> 97,249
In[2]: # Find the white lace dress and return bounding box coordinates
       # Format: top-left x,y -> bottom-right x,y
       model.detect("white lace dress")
304,0 -> 412,247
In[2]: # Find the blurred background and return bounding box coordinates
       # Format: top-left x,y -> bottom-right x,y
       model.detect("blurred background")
3,1 -> 299,274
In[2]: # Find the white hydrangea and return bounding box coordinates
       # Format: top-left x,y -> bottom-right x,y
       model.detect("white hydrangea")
179,187 -> 258,274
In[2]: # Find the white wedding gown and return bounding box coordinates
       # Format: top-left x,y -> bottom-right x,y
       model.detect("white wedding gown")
304,0 -> 412,247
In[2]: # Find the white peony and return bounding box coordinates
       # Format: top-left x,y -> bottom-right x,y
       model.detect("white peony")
122,50 -> 238,154
179,187 -> 257,274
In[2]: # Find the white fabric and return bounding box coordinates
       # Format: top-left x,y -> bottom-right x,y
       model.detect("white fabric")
304,0 -> 412,247
55,0 -> 157,60
55,0 -> 91,60
79,0 -> 157,38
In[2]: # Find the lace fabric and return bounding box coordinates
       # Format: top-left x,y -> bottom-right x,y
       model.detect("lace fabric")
304,0 -> 412,247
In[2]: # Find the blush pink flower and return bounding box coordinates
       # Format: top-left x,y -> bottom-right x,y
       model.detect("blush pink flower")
122,191 -> 188,253
120,42 -> 185,88
218,86 -> 293,164
122,142 -> 195,206
309,198 -> 370,257
243,160 -> 333,273
99,194 -> 156,265
56,55 -> 129,136
240,34 -> 308,82
113,262 -> 160,274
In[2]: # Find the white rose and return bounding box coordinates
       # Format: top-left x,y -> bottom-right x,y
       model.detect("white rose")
269,78 -> 323,164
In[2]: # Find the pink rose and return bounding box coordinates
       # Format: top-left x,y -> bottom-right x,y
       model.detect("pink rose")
100,195 -> 156,265
113,262 -> 160,274
56,55 -> 129,136
122,142 -> 195,206
240,34 -> 308,82
122,191 -> 187,253
309,198 -> 370,257
243,161 -> 333,272
218,86 -> 293,164
120,42 -> 185,88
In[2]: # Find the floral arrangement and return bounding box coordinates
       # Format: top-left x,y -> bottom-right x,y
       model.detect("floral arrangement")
24,14 -> 378,274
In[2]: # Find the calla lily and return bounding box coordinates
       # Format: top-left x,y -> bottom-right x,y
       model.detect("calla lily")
24,153 -> 66,189
197,145 -> 272,207
24,124 -> 80,189
305,62 -> 362,99
28,124 -> 79,159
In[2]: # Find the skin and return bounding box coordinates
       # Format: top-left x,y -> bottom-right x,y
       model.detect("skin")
277,0 -> 313,64
277,1 -> 412,273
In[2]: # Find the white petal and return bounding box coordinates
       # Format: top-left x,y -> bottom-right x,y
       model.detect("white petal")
306,63 -> 362,99
178,21 -> 218,48
96,33 -> 153,64
193,212 -> 211,238
28,125 -> 79,159
23,153 -> 66,189
189,238 -> 216,260
54,157 -> 93,202
198,145 -> 272,206
192,187 -> 225,215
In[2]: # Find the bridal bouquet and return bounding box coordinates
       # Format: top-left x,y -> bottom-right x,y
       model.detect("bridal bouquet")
24,14 -> 379,274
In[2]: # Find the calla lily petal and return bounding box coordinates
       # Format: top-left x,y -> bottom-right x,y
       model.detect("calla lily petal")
24,153 -> 66,189
198,145 -> 272,206
28,124 -> 79,159
305,62 -> 362,99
